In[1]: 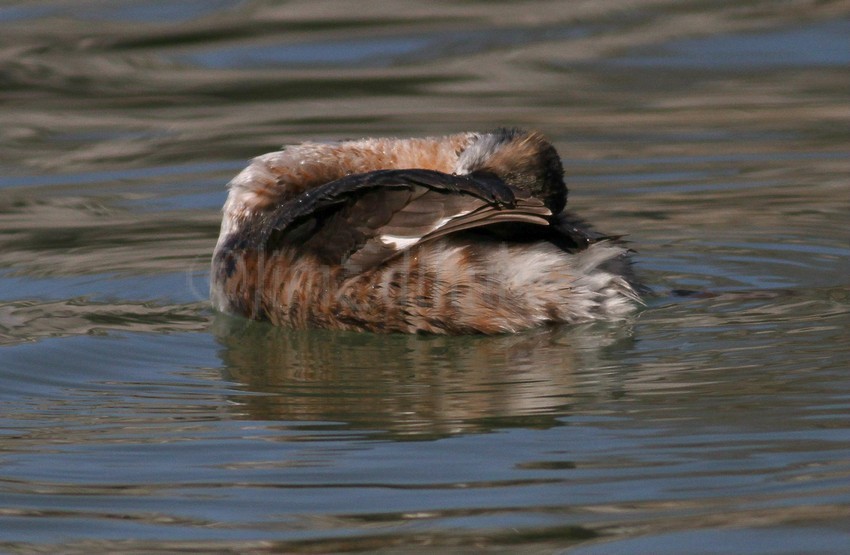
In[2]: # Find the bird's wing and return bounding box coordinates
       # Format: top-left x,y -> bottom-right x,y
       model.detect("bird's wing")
256,168 -> 551,272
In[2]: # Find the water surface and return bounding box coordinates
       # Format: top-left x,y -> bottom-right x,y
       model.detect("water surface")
2,1 -> 849,552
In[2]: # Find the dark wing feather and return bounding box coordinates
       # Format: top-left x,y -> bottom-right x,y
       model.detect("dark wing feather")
260,168 -> 552,272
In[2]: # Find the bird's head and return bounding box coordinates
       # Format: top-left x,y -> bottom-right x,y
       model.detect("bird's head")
455,128 -> 567,214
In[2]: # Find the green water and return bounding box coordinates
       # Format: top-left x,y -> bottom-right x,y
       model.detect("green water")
1,1 -> 849,552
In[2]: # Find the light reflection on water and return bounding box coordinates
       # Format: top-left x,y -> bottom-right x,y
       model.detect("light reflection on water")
1,0 -> 850,552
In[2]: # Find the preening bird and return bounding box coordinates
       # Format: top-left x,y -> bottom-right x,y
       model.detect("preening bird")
211,128 -> 642,334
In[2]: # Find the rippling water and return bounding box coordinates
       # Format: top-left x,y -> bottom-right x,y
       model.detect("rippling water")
2,1 -> 849,552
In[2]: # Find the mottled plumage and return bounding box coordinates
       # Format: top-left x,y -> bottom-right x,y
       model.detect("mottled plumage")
211,129 -> 642,334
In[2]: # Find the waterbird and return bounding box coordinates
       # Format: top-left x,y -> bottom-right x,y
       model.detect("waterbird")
211,128 -> 642,334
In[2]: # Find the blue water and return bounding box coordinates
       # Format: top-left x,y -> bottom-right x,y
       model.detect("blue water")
2,1 -> 849,553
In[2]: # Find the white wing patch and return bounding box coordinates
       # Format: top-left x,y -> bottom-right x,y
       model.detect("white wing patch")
379,209 -> 474,250
379,234 -> 421,250
434,213 -> 465,228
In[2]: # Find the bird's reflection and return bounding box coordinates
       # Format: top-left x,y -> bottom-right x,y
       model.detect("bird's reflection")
214,315 -> 636,438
